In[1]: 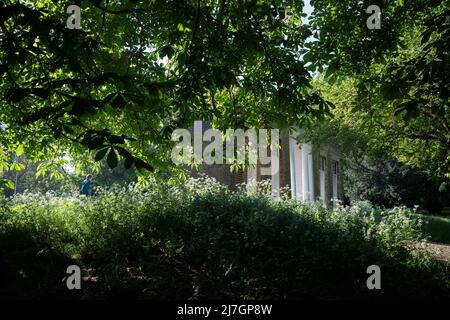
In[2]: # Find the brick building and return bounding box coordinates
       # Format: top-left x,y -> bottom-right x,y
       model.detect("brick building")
187,121 -> 344,208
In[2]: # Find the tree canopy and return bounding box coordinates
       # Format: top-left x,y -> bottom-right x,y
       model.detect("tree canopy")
304,0 -> 449,184
1,0 -> 327,174
0,0 -> 448,185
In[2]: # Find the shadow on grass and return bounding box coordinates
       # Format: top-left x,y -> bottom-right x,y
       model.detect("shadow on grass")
0,228 -> 81,300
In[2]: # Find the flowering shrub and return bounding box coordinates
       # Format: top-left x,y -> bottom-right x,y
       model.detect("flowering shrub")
0,177 -> 448,299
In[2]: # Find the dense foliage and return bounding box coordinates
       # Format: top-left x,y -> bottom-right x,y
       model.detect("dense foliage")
307,0 -> 449,183
345,157 -> 450,215
2,0 -> 447,183
1,178 -> 448,299
0,0 -> 327,175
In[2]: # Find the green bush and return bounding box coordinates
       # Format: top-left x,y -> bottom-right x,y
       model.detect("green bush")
0,177 -> 449,299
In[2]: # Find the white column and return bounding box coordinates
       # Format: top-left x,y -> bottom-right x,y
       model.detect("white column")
308,149 -> 314,201
247,165 -> 257,184
246,164 -> 257,193
301,143 -> 309,202
332,174 -> 338,209
271,140 -> 280,198
332,161 -> 338,209
295,143 -> 302,198
319,157 -> 326,201
289,137 -> 297,198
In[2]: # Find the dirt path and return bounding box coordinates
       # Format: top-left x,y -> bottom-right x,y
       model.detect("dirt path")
408,242 -> 450,264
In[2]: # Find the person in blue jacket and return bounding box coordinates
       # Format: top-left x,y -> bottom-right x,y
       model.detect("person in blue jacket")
80,174 -> 93,196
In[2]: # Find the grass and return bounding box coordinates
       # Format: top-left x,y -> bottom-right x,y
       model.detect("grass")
418,214 -> 450,244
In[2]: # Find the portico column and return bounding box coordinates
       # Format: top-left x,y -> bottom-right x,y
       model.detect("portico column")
289,137 -> 297,198
308,145 -> 314,201
302,143 -> 309,201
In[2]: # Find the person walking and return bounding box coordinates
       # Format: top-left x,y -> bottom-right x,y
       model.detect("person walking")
80,174 -> 93,196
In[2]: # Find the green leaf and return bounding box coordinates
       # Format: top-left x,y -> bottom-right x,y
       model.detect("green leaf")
107,148 -> 118,169
135,158 -> 154,172
16,145 -> 24,156
1,179 -> 14,190
0,161 -> 9,173
94,147 -> 109,161
115,146 -> 132,158
421,29 -> 433,44
85,136 -> 105,150
10,162 -> 25,171
6,180 -> 14,190
438,182 -> 447,192
69,98 -> 103,117
107,135 -> 125,144
160,45 -> 174,59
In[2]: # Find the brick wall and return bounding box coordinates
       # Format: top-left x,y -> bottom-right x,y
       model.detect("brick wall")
186,121 -> 344,201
